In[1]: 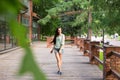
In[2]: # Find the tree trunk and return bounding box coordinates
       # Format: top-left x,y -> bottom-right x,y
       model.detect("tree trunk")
37,25 -> 40,41
87,0 -> 92,40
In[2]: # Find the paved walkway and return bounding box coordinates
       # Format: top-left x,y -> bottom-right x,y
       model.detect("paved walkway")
91,36 -> 120,46
0,41 -> 102,80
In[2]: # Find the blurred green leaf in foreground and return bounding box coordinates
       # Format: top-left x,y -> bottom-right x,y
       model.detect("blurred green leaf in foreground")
0,0 -> 46,80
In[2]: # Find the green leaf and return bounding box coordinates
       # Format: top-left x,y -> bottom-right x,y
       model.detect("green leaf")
19,47 -> 47,80
9,20 -> 28,48
0,0 -> 47,80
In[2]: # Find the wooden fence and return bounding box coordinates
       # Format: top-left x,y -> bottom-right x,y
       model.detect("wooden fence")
46,36 -> 76,48
76,38 -> 120,80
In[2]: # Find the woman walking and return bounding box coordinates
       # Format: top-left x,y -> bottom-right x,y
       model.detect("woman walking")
50,27 -> 65,75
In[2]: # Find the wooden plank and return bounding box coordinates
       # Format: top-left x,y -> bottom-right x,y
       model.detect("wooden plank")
111,69 -> 120,79
0,42 -> 103,80
94,56 -> 103,65
111,51 -> 120,58
34,42 -> 103,80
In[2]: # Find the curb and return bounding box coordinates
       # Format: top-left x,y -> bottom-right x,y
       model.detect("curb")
0,47 -> 20,55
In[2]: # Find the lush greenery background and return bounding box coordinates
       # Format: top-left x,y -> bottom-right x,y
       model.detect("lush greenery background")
38,0 -> 120,37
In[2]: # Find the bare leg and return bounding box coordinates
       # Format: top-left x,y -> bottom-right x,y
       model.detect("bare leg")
55,53 -> 62,72
59,53 -> 62,71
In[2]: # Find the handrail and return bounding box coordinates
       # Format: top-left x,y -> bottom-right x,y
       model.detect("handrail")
94,45 -> 103,49
86,41 -> 90,44
107,51 -> 120,58
94,56 -> 103,65
111,69 -> 120,79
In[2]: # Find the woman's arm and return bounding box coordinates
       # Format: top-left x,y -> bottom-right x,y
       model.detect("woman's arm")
50,44 -> 54,53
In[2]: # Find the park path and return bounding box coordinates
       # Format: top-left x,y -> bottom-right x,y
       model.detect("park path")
32,42 -> 103,80
0,41 -> 102,80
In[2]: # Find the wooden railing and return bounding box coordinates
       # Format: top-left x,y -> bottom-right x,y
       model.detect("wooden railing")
76,38 -> 85,52
106,51 -> 120,79
93,45 -> 103,65
46,37 -> 53,48
104,46 -> 120,80
79,38 -> 85,52
84,39 -> 90,56
76,37 -> 120,80
46,36 -> 76,48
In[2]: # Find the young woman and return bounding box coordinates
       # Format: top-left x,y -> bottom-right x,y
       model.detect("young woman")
50,27 -> 65,75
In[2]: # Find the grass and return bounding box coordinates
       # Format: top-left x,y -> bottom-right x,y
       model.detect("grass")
118,36 -> 120,41
99,51 -> 103,70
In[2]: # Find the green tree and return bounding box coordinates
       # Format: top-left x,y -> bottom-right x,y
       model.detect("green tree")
38,0 -> 89,36
38,0 -> 120,37
33,0 -> 61,36
91,0 -> 120,35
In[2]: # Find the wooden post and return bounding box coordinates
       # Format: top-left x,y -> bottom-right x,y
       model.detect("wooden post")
84,39 -> 90,56
73,37 -> 77,45
76,38 -> 80,48
17,14 -> 21,23
79,38 -> 85,52
90,41 -> 100,64
29,0 -> 33,43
